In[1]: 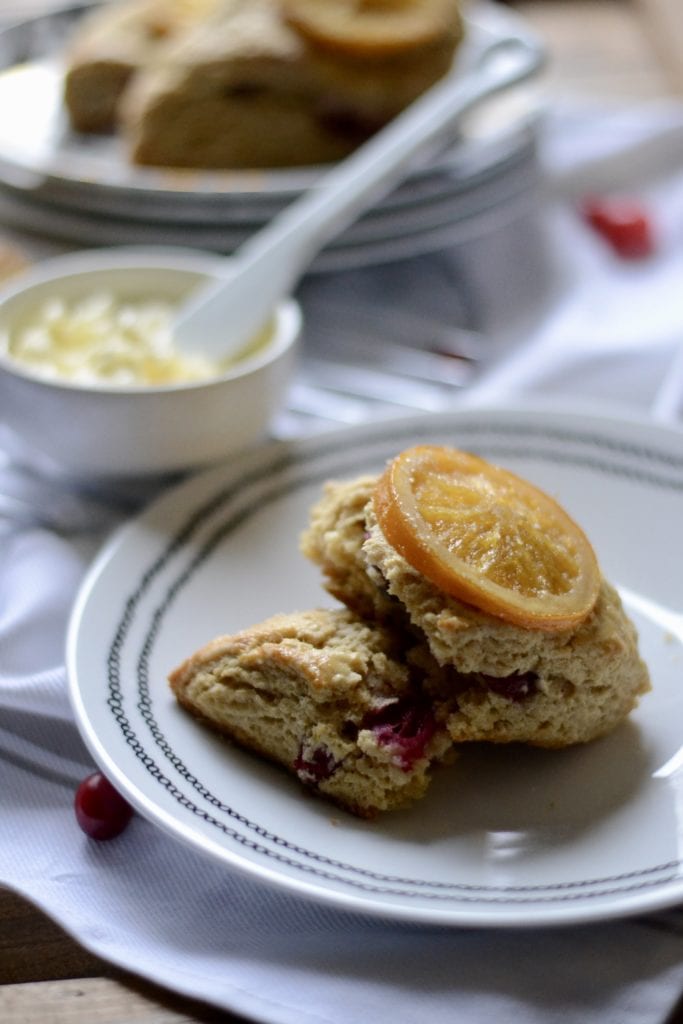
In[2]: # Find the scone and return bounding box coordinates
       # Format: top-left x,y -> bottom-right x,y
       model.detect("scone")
63,0 -> 222,132
121,0 -> 338,169
168,608 -> 454,817
122,0 -> 463,168
300,465 -> 651,750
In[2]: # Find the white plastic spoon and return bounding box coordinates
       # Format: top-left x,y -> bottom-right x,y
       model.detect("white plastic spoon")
173,13 -> 544,361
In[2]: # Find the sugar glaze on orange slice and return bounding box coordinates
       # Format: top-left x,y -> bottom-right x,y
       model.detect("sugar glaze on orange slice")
374,445 -> 600,631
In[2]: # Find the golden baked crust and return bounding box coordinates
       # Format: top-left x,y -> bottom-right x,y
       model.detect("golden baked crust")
300,475 -> 651,748
300,475 -> 399,622
169,608 -> 454,817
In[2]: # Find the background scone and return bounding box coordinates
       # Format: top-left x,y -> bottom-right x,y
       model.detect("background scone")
122,0 -> 333,169
64,0 -> 221,132
65,0 -> 464,168
300,473 -> 651,749
169,608 -> 454,817
123,0 -> 462,168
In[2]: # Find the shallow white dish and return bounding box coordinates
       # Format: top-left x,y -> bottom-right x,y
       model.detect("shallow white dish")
67,407 -> 683,927
0,246 -> 301,478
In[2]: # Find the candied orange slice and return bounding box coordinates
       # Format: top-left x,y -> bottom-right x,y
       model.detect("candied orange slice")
374,445 -> 600,631
281,0 -> 462,58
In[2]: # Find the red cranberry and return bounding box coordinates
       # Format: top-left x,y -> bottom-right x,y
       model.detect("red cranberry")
74,772 -> 133,840
485,672 -> 538,703
293,744 -> 340,787
363,699 -> 437,771
581,197 -> 655,259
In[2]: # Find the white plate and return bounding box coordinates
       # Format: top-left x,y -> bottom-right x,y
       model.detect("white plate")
0,171 -> 538,270
67,407 -> 683,928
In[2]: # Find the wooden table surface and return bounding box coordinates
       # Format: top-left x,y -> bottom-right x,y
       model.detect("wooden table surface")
2,1 -> 683,1021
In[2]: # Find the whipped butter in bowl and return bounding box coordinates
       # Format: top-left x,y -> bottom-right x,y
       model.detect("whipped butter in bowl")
2,290 -> 271,387
0,247 -> 301,478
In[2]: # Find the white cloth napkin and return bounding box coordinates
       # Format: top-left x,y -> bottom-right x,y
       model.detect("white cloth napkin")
3,103 -> 683,1024
462,99 -> 683,420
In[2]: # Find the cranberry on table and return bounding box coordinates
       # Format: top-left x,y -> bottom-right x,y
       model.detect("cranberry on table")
74,772 -> 133,840
581,197 -> 656,259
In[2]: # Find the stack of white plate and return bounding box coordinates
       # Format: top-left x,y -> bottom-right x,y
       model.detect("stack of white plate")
0,1 -> 547,274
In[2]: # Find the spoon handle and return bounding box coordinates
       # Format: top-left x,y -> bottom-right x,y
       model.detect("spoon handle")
175,19 -> 544,357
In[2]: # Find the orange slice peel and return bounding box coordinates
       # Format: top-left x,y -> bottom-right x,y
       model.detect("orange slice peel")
281,0 -> 462,58
374,445 -> 600,632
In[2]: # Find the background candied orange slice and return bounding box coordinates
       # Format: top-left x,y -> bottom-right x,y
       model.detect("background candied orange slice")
374,445 -> 600,631
281,0 -> 462,58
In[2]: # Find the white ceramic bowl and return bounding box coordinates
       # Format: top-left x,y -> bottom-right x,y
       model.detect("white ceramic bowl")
0,247 -> 301,478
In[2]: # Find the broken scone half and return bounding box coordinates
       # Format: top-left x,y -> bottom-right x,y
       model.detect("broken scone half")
300,446 -> 651,750
169,608 -> 454,817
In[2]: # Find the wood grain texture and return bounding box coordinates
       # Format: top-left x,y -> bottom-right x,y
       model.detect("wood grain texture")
0,887 -> 103,984
0,979 -> 235,1024
0,888 -> 246,1022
